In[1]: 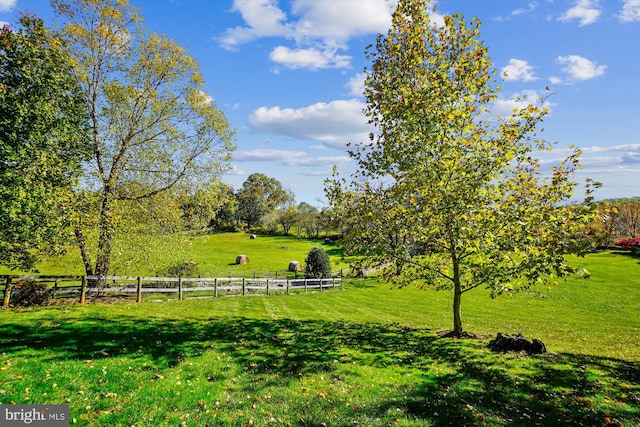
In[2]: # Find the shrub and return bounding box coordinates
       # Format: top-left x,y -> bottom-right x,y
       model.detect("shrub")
614,237 -> 640,256
164,261 -> 200,278
304,247 -> 331,279
614,236 -> 640,249
11,278 -> 50,307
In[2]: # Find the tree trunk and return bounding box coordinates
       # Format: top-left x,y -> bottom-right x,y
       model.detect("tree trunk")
449,228 -> 463,336
74,228 -> 93,276
453,277 -> 463,336
94,188 -> 115,287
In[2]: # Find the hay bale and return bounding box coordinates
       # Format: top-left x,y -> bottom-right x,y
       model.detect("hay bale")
236,255 -> 249,265
288,261 -> 302,272
323,238 -> 331,244
250,234 -> 257,239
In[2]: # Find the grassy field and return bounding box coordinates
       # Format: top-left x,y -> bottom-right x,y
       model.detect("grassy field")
0,233 -> 351,277
0,238 -> 639,426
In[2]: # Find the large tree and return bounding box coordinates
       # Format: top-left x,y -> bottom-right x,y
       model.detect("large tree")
235,173 -> 294,228
0,15 -> 89,270
327,0 -> 597,336
51,0 -> 235,279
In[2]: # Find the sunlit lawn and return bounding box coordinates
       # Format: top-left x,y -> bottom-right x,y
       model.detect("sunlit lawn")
0,245 -> 638,426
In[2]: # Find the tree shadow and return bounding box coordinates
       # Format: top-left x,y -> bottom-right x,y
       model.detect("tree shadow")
1,314 -> 638,426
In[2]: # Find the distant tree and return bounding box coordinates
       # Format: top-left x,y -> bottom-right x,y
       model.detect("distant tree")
277,206 -> 298,235
616,202 -> 640,238
326,0 -> 597,336
51,0 -> 235,280
236,173 -> 294,228
0,15 -> 89,270
296,202 -> 319,238
210,183 -> 238,231
304,247 -> 331,279
179,181 -> 232,232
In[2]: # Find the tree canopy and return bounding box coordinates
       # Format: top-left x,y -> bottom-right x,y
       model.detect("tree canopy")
0,15 -> 89,270
326,0 -> 597,336
235,173 -> 294,228
51,0 -> 235,278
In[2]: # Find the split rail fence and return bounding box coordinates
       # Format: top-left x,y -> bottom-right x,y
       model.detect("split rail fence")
1,275 -> 343,307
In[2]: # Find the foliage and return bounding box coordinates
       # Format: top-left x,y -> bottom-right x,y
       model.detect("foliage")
10,278 -> 50,306
235,173 -> 294,228
304,247 -> 331,279
208,183 -> 238,231
0,15 -> 89,270
179,182 -> 233,232
163,260 -> 200,278
615,236 -> 640,256
50,0 -> 235,280
326,0 -> 598,335
0,251 -> 638,426
586,199 -> 640,247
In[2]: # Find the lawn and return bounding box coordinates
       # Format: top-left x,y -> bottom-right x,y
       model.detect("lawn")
0,245 -> 638,426
0,233 -> 350,277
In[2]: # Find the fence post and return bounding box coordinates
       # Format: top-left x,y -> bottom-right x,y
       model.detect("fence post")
2,277 -> 12,308
266,279 -> 269,296
136,277 -> 142,303
286,279 -> 289,295
242,278 -> 245,295
178,278 -> 183,301
304,279 -> 307,293
80,276 -> 87,304
214,278 -> 218,298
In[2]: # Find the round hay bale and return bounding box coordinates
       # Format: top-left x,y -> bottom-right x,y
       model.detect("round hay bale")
236,255 -> 249,265
288,261 -> 302,272
250,234 -> 257,239
323,238 -> 331,244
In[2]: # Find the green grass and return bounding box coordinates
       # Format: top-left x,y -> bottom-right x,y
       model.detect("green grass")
0,233 -> 350,277
0,243 -> 639,426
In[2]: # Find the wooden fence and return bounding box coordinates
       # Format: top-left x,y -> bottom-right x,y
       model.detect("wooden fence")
1,275 -> 343,306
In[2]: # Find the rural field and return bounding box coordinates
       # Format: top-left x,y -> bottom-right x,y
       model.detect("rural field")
0,235 -> 639,426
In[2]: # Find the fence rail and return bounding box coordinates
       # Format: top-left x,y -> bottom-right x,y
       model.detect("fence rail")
1,274 -> 342,306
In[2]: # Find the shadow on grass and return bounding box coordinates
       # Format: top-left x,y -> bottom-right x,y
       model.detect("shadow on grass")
1,314 -> 638,426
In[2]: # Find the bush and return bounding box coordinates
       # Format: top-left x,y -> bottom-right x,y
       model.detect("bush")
304,247 -> 331,279
614,236 -> 640,249
11,278 -> 50,307
164,261 -> 200,278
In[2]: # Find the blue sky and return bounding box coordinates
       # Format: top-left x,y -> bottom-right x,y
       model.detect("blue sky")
2,0 -> 639,206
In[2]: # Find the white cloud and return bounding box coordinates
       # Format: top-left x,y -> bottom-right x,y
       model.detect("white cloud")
559,0 -> 602,26
346,72 -> 366,97
0,0 -> 16,12
249,99 -> 371,148
501,59 -> 537,82
581,144 -> 640,154
557,55 -> 606,81
489,90 -> 548,118
269,45 -> 351,69
233,148 -> 350,166
620,0 -> 640,22
219,0 -> 292,49
538,144 -> 640,172
289,0 -> 397,40
511,2 -> 539,16
220,0 -> 403,69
